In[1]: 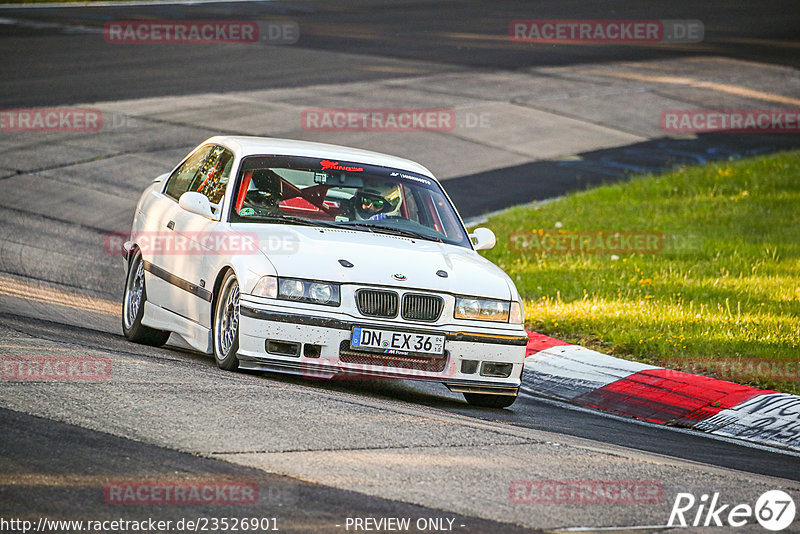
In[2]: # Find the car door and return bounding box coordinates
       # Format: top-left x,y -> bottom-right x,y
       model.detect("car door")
163,145 -> 235,326
142,144 -> 214,315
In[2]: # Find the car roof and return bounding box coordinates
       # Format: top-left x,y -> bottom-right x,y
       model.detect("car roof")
206,136 -> 436,179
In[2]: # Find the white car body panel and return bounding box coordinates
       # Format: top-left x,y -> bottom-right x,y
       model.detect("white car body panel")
241,225 -> 513,300
142,301 -> 211,353
124,136 -> 528,399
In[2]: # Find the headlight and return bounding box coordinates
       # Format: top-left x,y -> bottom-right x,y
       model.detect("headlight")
454,297 -> 510,322
251,276 -> 339,306
308,283 -> 333,304
456,298 -> 481,318
282,277 -> 340,306
279,279 -> 305,300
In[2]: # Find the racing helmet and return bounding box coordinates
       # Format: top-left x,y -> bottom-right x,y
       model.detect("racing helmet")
354,182 -> 402,220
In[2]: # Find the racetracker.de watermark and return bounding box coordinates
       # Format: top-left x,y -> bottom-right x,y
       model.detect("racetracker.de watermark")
510,480 -> 664,504
103,20 -> 298,44
661,109 -> 800,133
301,108 -> 457,132
0,108 -> 137,133
105,231 -> 299,256
509,19 -> 703,43
2,356 -> 111,381
104,481 -> 258,505
1,108 -> 101,132
510,230 -> 664,255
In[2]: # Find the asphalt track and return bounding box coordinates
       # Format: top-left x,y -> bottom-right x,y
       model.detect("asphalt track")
2,1 -> 800,532
2,0 -> 800,106
0,407 -> 535,534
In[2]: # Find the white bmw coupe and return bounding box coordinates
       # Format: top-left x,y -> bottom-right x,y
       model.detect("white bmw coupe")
122,136 -> 528,407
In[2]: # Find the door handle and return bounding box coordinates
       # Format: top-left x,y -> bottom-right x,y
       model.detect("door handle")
166,220 -> 175,230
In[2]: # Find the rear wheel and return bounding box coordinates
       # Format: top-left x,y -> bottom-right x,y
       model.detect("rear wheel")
122,252 -> 171,346
213,270 -> 240,371
463,392 -> 517,409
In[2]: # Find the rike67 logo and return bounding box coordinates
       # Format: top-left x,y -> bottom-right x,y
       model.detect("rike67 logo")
668,490 -> 796,531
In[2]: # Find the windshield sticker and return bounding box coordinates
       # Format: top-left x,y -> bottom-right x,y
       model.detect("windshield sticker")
321,160 -> 363,172
239,207 -> 255,216
390,171 -> 431,185
335,215 -> 350,222
314,172 -> 328,184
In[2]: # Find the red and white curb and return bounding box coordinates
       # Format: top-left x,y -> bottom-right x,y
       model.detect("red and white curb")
523,331 -> 800,452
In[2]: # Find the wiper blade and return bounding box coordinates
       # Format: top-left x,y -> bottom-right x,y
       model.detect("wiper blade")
342,223 -> 442,242
250,214 -> 339,228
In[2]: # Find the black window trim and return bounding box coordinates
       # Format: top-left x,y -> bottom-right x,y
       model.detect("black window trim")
227,154 -> 471,248
162,143 -> 236,222
162,144 -> 214,201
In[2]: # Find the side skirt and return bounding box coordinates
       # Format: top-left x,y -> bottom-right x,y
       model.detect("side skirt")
142,301 -> 212,354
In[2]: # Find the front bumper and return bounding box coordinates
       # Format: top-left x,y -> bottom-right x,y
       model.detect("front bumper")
238,304 -> 527,395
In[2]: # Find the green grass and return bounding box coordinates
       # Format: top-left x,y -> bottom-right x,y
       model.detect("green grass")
480,150 -> 800,394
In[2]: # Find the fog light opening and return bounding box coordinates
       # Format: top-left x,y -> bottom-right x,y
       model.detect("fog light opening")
480,362 -> 512,378
461,360 -> 479,374
266,340 -> 301,357
303,343 -> 322,358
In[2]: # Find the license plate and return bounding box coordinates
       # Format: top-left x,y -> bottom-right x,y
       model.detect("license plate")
350,327 -> 445,355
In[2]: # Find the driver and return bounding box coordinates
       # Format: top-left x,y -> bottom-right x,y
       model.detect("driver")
354,183 -> 402,220
243,169 -> 283,212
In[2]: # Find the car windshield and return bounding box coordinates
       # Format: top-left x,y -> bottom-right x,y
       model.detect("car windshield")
229,155 -> 470,247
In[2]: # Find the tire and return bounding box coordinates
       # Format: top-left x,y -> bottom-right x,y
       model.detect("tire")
463,392 -> 517,409
122,251 -> 171,347
213,270 -> 240,371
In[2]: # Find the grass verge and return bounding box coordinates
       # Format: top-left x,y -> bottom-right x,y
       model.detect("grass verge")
480,150 -> 800,394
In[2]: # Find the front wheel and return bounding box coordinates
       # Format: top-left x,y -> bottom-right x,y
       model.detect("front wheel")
463,392 -> 517,409
122,251 -> 171,347
213,270 -> 240,371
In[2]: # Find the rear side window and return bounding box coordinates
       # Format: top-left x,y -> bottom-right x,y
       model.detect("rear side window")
164,145 -> 213,201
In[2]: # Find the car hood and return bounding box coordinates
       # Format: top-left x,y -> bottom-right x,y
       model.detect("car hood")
234,224 -> 514,300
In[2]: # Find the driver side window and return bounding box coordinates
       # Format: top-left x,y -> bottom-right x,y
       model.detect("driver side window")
188,146 -> 234,213
164,145 -> 213,201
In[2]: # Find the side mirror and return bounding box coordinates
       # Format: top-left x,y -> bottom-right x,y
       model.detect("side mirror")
470,227 -> 496,251
179,192 -> 214,219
